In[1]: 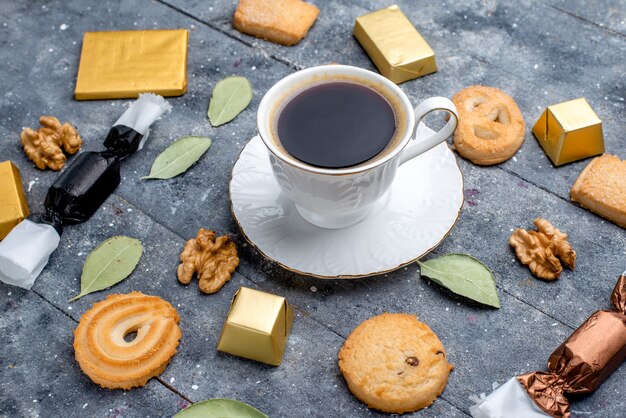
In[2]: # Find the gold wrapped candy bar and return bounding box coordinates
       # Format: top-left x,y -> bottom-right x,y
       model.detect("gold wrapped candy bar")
217,287 -> 294,366
0,161 -> 29,240
75,29 -> 188,100
532,98 -> 604,166
353,5 -> 437,84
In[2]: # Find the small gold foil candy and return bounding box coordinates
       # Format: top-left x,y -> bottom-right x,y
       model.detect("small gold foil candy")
0,161 -> 29,240
532,98 -> 604,166
353,5 -> 437,84
75,29 -> 188,100
217,287 -> 294,366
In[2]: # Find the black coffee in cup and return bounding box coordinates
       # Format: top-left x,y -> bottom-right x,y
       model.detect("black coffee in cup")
276,81 -> 398,168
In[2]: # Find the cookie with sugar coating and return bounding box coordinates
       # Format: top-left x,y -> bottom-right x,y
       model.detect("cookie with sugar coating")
233,0 -> 320,46
338,313 -> 453,414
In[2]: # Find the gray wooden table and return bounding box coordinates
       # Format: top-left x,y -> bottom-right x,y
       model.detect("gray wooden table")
1,1 -> 625,417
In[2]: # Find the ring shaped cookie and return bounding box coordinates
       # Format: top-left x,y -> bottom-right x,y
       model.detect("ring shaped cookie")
74,292 -> 182,389
338,313 -> 453,414
452,85 -> 525,165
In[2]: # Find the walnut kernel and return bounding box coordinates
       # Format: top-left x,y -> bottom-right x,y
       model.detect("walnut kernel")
20,116 -> 82,170
177,229 -> 239,294
509,219 -> 576,281
533,218 -> 576,270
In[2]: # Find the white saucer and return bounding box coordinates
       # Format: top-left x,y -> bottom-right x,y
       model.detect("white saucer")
229,126 -> 464,278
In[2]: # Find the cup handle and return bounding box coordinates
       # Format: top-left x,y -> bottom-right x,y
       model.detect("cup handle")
399,97 -> 458,165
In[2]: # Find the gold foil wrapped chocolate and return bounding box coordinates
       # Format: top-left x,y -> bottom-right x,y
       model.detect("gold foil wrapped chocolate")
0,161 -> 29,240
353,5 -> 437,84
75,30 -> 188,100
532,98 -> 604,166
217,287 -> 294,366
517,274 -> 626,418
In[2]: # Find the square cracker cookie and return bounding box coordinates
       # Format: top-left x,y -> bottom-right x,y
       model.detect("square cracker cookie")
571,154 -> 626,228
233,0 -> 320,46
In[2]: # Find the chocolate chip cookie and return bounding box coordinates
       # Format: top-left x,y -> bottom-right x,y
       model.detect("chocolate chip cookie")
338,313 -> 453,414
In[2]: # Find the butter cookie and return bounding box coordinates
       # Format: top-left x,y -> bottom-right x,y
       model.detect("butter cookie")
452,85 -> 525,165
571,154 -> 626,228
233,0 -> 319,46
74,292 -> 182,389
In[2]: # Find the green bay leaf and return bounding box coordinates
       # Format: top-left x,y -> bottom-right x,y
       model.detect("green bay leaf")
141,136 -> 211,180
174,398 -> 268,418
69,236 -> 143,302
417,253 -> 500,308
208,76 -> 253,126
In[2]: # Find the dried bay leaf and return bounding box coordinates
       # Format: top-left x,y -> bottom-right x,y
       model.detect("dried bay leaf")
69,236 -> 143,301
208,76 -> 253,126
142,136 -> 211,180
174,398 -> 268,418
417,253 -> 500,308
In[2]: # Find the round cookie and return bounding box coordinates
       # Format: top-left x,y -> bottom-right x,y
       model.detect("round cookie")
74,292 -> 182,390
338,313 -> 453,414
452,85 -> 525,165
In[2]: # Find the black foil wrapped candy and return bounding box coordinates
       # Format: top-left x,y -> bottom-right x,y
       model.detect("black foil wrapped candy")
43,151 -> 121,230
0,93 -> 171,289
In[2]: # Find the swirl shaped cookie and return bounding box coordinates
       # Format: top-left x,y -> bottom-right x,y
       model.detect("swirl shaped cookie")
338,313 -> 453,414
74,292 -> 182,389
452,85 -> 525,165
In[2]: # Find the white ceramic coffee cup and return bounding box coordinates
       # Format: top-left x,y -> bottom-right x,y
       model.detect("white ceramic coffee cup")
257,65 -> 458,229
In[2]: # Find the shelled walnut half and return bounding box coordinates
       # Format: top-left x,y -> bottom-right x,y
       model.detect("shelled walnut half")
177,229 -> 240,294
509,219 -> 576,280
20,116 -> 82,170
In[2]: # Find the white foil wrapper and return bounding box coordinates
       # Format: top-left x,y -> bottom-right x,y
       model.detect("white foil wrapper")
0,220 -> 60,289
470,377 -> 551,418
114,93 -> 172,149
